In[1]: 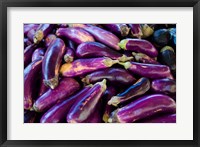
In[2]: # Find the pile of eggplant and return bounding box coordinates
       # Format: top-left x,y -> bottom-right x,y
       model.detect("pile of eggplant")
24,24 -> 176,123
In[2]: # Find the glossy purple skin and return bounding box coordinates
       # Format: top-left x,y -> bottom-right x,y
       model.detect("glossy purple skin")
24,24 -> 39,36
151,78 -> 176,95
76,42 -> 130,61
24,44 -> 37,68
64,47 -> 75,63
56,28 -> 95,45
32,48 -> 45,61
67,80 -> 106,123
102,24 -> 130,37
27,29 -> 36,42
42,38 -> 66,89
40,86 -> 91,123
119,39 -> 158,57
33,78 -> 80,112
60,57 -> 119,77
121,62 -> 172,79
84,106 -> 103,123
128,24 -> 143,38
24,38 -> 32,48
58,24 -> 68,28
34,24 -> 54,44
82,68 -> 136,86
67,40 -> 77,50
108,94 -> 176,123
132,52 -> 159,64
140,113 -> 176,123
108,77 -> 150,107
38,76 -> 49,97
71,24 -> 120,50
24,57 -> 43,110
24,110 -> 37,123
45,34 -> 57,48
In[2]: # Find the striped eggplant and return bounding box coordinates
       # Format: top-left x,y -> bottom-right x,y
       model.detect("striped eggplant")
32,48 -> 45,61
42,38 -> 66,89
67,79 -> 107,123
108,77 -> 150,107
24,110 -> 37,123
64,47 -> 75,63
24,57 -> 43,110
108,94 -> 176,123
128,24 -> 143,38
102,24 -> 130,37
33,78 -> 80,112
60,57 -> 119,77
118,38 -> 158,57
45,34 -> 57,48
24,44 -> 37,68
24,24 -> 39,36
70,24 -> 120,50
76,42 -> 133,62
132,52 -> 159,64
56,27 -> 95,45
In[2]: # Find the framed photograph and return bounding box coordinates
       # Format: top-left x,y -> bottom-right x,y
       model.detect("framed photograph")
0,0 -> 199,146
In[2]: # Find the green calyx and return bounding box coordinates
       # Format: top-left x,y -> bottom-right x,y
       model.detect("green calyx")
118,39 -> 128,50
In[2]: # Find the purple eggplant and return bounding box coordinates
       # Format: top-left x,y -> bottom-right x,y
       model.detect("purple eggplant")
27,28 -> 36,42
151,78 -> 176,95
24,44 -> 37,68
42,38 -> 66,89
108,94 -> 176,123
64,47 -> 75,63
58,24 -> 68,28
140,24 -> 154,38
82,68 -> 136,86
70,24 -> 120,50
24,110 -> 37,123
31,48 -> 45,61
24,57 -> 43,110
24,24 -> 39,36
132,52 -> 159,64
76,42 -> 133,62
84,105 -> 103,123
45,34 -> 57,48
67,79 -> 107,123
40,86 -> 91,123
67,40 -> 77,50
128,24 -> 143,38
33,78 -> 80,112
102,24 -> 130,37
24,38 -> 32,48
119,61 -> 172,79
34,24 -> 54,44
108,77 -> 150,107
118,38 -> 158,57
38,76 -> 49,97
56,27 -> 95,45
60,57 -> 119,77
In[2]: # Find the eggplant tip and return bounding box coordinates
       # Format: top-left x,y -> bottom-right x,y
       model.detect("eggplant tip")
107,118 -> 112,123
33,30 -> 44,44
118,39 -> 128,50
43,76 -> 59,89
107,96 -> 119,106
103,57 -> 119,67
64,55 -> 74,63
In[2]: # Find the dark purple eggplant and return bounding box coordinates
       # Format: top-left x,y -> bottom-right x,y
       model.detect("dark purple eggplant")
32,48 -> 45,61
58,24 -> 68,28
33,78 -> 80,112
24,38 -> 32,48
70,24 -> 120,50
60,57 -> 119,77
84,104 -> 103,123
38,76 -> 49,97
108,77 -> 150,107
45,34 -> 57,48
24,44 -> 37,68
118,38 -> 158,57
153,29 -> 171,47
42,38 -> 66,89
102,24 -> 130,37
67,40 -> 77,50
24,57 -> 43,110
24,110 -> 37,123
128,24 -> 143,38
119,61 -> 172,79
82,68 -> 136,86
132,52 -> 159,64
24,24 -> 39,36
56,27 -> 95,45
151,78 -> 176,95
64,47 -> 75,63
140,24 -> 154,38
40,86 -> 91,123
34,24 -> 54,44
27,28 -> 36,42
76,42 -> 133,62
67,79 -> 107,123
108,94 -> 176,123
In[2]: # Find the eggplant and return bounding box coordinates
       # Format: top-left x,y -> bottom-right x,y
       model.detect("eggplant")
70,24 -> 120,50
67,40 -> 77,50
32,48 -> 45,61
40,86 -> 91,123
27,28 -> 36,43
60,57 -> 119,77
45,34 -> 57,48
119,61 -> 172,79
24,24 -> 39,36
128,24 -> 143,38
64,47 -> 75,63
38,75 -> 49,97
58,24 -> 68,28
24,44 -> 37,68
82,68 -> 136,86
56,27 -> 95,45
24,38 -> 32,48
33,78 -> 80,112
140,24 -> 154,38
151,78 -> 176,95
102,24 -> 130,37
108,77 -> 150,107
153,29 -> 171,47
34,24 -> 54,44
76,42 -> 133,62
24,57 -> 43,110
67,79 -> 107,123
24,110 -> 37,123
132,52 -> 159,64
42,38 -> 66,89
108,94 -> 176,123
118,38 -> 158,58
84,104 -> 103,123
